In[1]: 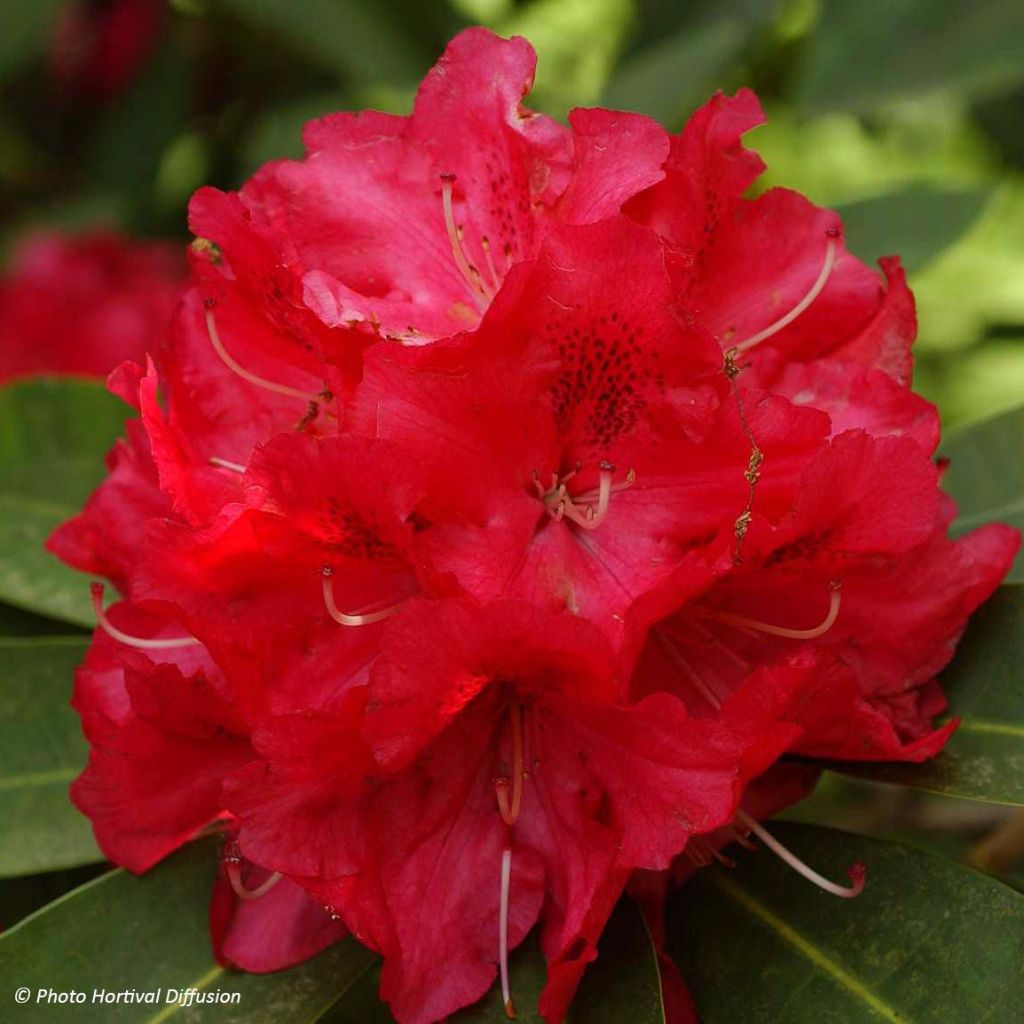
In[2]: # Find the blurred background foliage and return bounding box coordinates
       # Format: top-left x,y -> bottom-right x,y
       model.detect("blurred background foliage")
2,0 -> 1024,426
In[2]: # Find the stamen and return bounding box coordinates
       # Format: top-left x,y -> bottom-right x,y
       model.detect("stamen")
226,861 -> 283,901
499,847 -> 516,1019
91,583 -> 200,650
496,700 -> 525,826
320,568 -> 404,627
440,173 -> 492,309
481,236 -> 502,293
712,584 -> 841,640
204,302 -> 322,404
209,456 -> 246,474
733,234 -> 838,354
736,809 -> 865,898
542,463 -> 634,531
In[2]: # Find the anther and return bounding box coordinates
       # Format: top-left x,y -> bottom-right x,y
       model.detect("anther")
321,567 -> 404,627
481,236 -> 501,293
205,305 -> 322,404
439,173 -> 492,309
736,809 -> 866,898
733,235 -> 838,354
226,861 -> 283,901
91,583 -> 200,650
499,847 -> 516,1019
711,583 -> 841,640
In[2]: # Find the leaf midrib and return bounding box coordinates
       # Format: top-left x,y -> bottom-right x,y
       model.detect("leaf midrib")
711,871 -> 908,1024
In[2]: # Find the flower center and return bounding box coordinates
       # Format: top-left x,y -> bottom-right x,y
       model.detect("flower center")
533,461 -> 635,530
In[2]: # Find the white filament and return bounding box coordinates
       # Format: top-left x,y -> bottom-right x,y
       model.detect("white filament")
321,572 -> 403,627
499,847 -> 515,1019
736,809 -> 865,898
205,307 -> 321,403
91,584 -> 200,650
733,238 -> 838,354
713,587 -> 841,640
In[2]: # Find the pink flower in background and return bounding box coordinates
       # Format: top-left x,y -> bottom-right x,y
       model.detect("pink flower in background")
0,231 -> 183,385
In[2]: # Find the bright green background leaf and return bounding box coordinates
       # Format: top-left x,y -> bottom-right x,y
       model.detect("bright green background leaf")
0,378 -> 128,626
670,822 -> 1024,1022
798,0 -> 1024,113
943,406 -> 1024,582
836,187 -> 990,274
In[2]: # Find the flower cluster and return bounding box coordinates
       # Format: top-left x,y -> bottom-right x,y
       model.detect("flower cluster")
0,231 -> 182,385
50,29 -> 1018,1024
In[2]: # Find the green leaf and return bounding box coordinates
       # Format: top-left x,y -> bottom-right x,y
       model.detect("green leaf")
822,586 -> 1024,806
797,0 -> 1024,113
0,0 -> 64,81
0,840 -> 377,1023
670,822 -> 1024,1022
453,898 -> 665,1022
836,187 -> 990,274
0,602 -> 87,637
0,377 -> 128,626
0,636 -> 100,877
943,405 -> 1024,583
218,0 -> 434,85
603,18 -> 748,125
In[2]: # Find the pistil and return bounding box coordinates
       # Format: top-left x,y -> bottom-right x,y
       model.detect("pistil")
204,301 -> 322,404
499,846 -> 515,1019
711,583 -> 842,640
91,583 -> 200,650
733,231 -> 838,354
320,567 -> 406,627
735,809 -> 866,898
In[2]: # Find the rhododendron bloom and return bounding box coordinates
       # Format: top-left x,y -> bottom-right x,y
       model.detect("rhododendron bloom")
0,231 -> 183,384
48,26 -> 1018,1024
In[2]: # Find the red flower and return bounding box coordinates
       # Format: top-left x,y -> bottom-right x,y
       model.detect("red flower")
47,27 -> 1018,1024
0,232 -> 182,385
50,0 -> 165,103
223,600 -> 799,1023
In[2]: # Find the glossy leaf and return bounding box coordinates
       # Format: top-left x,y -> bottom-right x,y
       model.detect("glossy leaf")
0,377 -> 128,625
670,822 -> 1024,1022
944,405 -> 1024,582
798,0 -> 1024,113
0,840 -> 377,1023
823,586 -> 1024,805
454,897 -> 666,1022
836,187 -> 989,274
219,0 -> 435,85
603,18 -> 747,126
0,636 -> 99,876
